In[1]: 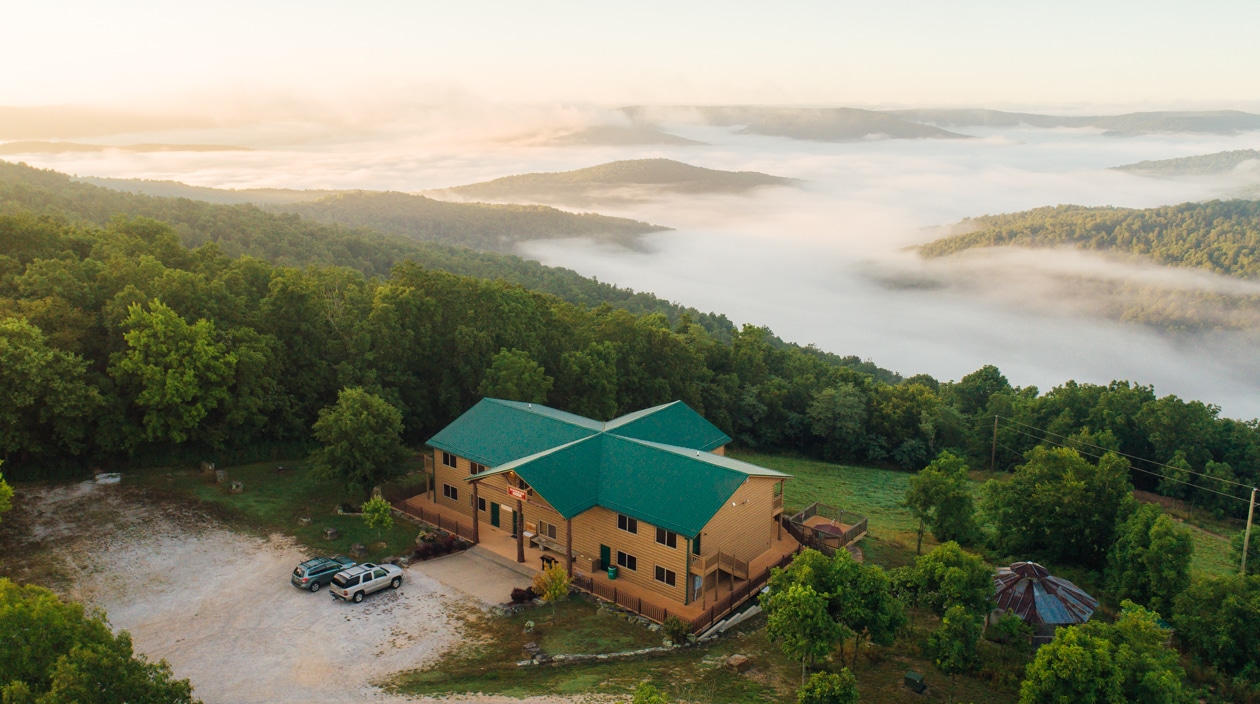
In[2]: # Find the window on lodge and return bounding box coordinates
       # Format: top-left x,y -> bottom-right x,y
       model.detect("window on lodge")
477,496 -> 486,512
655,527 -> 677,548
442,483 -> 458,501
469,462 -> 487,475
617,514 -> 637,534
538,520 -> 558,540
654,566 -> 677,587
616,551 -> 637,571
441,452 -> 457,468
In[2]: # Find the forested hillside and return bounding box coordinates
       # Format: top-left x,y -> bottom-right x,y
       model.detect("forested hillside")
269,190 -> 665,250
2,193 -> 1258,516
1113,149 -> 1260,176
0,160 -> 729,335
919,200 -> 1260,279
433,158 -> 796,204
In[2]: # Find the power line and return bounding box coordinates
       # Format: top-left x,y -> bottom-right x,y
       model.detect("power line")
997,414 -> 1255,491
995,421 -> 1251,503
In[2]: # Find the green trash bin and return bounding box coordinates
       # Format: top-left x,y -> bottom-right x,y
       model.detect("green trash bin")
607,565 -> 618,580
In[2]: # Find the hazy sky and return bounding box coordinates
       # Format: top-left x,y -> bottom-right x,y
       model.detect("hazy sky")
6,1 -> 1260,110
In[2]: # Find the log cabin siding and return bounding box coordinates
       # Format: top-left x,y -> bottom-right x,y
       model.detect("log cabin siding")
699,476 -> 776,563
572,506 -> 688,604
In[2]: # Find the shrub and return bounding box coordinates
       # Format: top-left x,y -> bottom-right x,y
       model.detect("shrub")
661,615 -> 691,644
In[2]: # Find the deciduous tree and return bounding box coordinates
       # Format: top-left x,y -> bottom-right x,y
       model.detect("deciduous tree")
1105,503 -> 1192,615
361,495 -> 394,543
796,669 -> 859,704
904,452 -> 979,553
478,348 -> 553,403
764,582 -> 844,683
982,446 -> 1133,569
309,387 -> 409,497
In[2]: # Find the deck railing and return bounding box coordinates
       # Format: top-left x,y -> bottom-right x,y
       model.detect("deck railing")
688,550 -> 750,579
785,502 -> 869,555
570,548 -> 799,633
397,497 -> 476,541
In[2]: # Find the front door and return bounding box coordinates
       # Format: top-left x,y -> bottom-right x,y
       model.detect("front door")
490,502 -> 501,528
599,544 -> 611,570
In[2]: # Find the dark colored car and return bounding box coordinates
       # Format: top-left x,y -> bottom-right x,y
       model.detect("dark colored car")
291,556 -> 356,592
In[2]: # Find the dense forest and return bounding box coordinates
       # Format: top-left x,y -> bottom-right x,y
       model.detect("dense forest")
0,160 -> 733,335
1,166 -> 1258,518
919,200 -> 1260,280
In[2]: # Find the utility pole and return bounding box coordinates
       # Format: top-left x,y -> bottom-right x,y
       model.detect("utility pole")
1243,487 -> 1257,576
990,416 -> 999,472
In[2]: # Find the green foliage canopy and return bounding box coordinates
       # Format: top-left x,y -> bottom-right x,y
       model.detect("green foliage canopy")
982,447 -> 1134,568
478,348 -> 554,404
796,669 -> 859,704
309,387 -> 409,497
1105,503 -> 1193,615
0,579 -> 198,703
904,451 -> 979,552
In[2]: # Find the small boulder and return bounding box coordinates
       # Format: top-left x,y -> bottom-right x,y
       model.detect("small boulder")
349,543 -> 367,557
323,528 -> 340,541
726,654 -> 752,673
215,469 -> 228,484
298,516 -> 312,526
229,481 -> 244,494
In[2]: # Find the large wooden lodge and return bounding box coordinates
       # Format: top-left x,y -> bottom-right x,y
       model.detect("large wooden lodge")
413,398 -> 794,611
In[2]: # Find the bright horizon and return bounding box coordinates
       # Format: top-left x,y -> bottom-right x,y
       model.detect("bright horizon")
5,0 -> 1260,111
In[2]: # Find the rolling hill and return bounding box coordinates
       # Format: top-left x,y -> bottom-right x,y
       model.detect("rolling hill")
919,200 -> 1260,280
1113,149 -> 1260,176
76,177 -> 346,205
887,109 -> 1260,136
546,124 -> 705,146
430,158 -> 797,205
620,106 -> 969,141
269,191 -> 667,251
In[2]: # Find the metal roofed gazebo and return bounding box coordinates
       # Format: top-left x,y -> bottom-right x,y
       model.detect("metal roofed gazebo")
993,562 -> 1097,627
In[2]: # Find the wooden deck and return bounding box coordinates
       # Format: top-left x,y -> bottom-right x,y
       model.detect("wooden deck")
397,492 -> 799,627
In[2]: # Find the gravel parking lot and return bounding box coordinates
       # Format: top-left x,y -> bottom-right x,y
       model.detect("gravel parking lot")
9,481 -> 590,704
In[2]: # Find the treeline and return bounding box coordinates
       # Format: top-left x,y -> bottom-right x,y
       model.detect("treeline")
0,160 -> 732,338
1,161 -> 1257,511
268,191 -> 666,252
920,200 -> 1260,280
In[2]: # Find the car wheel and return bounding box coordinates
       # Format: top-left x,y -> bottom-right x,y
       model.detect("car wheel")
353,591 -> 365,603
309,581 -> 321,593
390,577 -> 402,589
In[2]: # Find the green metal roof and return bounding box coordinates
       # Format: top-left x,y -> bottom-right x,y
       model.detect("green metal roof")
426,398 -> 601,467
436,400 -> 787,537
604,401 -> 731,451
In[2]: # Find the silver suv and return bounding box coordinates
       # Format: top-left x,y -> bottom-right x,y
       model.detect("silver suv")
329,563 -> 403,603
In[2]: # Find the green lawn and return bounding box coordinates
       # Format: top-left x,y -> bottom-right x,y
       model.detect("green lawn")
730,451 -> 959,569
130,460 -> 426,562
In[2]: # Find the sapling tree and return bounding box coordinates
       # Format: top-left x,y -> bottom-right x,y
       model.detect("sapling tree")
361,495 -> 394,543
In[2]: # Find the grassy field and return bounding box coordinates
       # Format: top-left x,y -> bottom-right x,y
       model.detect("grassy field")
391,598 -> 1021,704
730,451 -> 963,569
129,460 -> 426,561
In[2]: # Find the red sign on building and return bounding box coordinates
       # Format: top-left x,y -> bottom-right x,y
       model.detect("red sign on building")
508,486 -> 527,500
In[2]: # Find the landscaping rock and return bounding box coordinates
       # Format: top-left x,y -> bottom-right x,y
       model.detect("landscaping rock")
298,516 -> 311,526
94,473 -> 121,485
396,556 -> 411,567
349,543 -> 367,557
215,469 -> 228,484
199,461 -> 216,475
726,654 -> 752,673
229,481 -> 244,494
323,528 -> 340,541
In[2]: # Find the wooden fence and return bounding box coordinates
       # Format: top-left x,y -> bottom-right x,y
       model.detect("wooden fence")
786,502 -> 868,555
571,549 -> 799,634
397,498 -> 476,541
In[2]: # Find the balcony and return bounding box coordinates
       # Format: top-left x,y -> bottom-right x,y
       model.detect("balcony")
689,550 -> 749,580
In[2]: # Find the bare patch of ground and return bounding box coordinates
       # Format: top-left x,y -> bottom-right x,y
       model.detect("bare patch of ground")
0,480 -> 595,704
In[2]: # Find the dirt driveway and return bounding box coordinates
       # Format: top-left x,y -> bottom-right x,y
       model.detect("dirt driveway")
1,481 -> 590,704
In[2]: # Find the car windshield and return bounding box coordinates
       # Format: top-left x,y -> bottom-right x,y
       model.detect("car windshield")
332,574 -> 357,588
293,567 -> 304,577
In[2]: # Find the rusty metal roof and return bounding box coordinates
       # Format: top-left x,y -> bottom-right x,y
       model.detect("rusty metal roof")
993,562 -> 1097,626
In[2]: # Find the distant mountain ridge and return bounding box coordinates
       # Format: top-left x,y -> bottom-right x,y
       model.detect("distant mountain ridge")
621,106 -> 967,141
887,109 -> 1260,135
77,177 -> 343,205
0,141 -> 249,154
1113,150 -> 1260,176
546,125 -> 705,146
429,158 -> 797,205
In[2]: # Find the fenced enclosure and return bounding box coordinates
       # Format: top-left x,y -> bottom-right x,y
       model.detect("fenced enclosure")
785,502 -> 868,555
